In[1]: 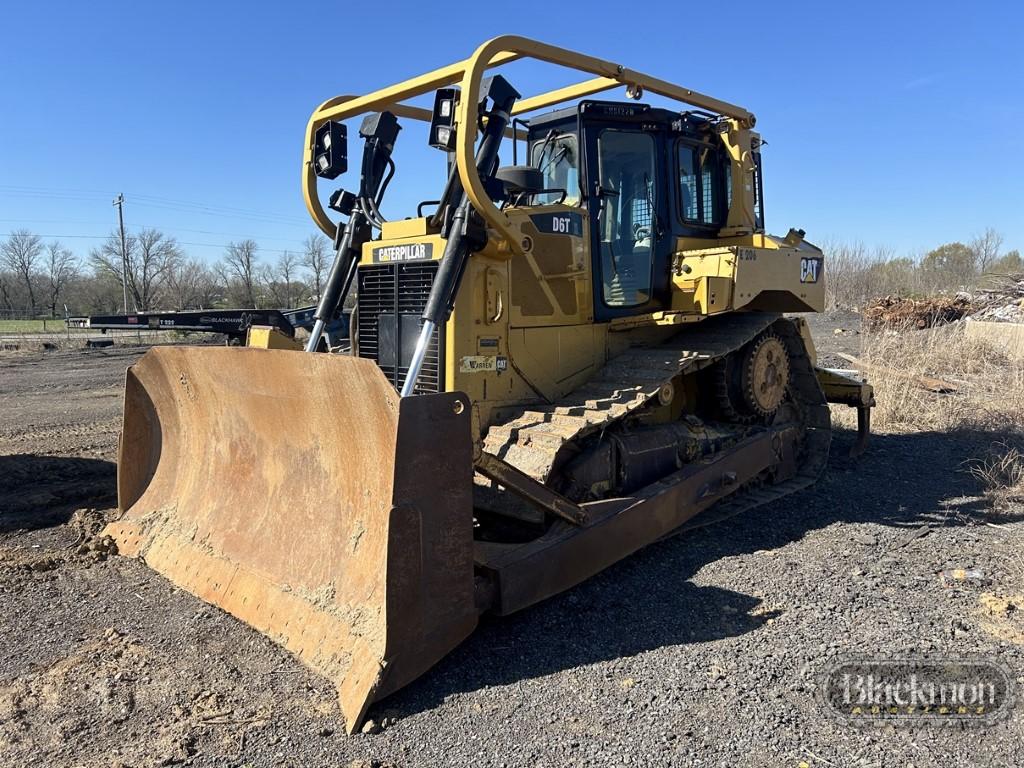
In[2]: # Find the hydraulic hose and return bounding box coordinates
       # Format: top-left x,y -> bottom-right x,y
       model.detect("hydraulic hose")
401,84 -> 517,396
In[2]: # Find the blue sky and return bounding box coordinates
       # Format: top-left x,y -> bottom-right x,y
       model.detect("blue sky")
1,0 -> 1021,265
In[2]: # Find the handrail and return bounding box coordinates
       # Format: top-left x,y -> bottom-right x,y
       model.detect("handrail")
302,36 -> 755,248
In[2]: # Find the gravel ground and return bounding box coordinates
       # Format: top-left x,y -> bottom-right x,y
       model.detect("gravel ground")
2,316 -> 1023,767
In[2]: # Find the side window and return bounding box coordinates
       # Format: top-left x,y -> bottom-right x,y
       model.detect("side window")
678,145 -> 698,221
531,134 -> 580,205
752,151 -> 764,230
725,165 -> 732,212
596,129 -> 656,307
677,141 -> 724,226
699,146 -> 721,225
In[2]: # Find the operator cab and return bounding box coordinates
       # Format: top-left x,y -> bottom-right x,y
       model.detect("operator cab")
522,101 -> 764,322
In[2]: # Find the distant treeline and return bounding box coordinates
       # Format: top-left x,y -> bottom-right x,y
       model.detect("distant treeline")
1,225 -> 1019,318
0,228 -> 336,318
823,228 -> 1021,309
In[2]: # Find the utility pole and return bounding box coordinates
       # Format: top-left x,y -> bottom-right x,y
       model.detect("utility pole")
112,193 -> 130,312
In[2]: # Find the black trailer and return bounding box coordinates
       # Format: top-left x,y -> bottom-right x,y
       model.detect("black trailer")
67,306 -> 349,345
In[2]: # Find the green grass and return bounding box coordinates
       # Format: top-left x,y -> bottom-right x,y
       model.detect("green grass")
0,319 -> 65,333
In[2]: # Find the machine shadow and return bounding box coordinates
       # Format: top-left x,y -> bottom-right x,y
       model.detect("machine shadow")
384,424 -> 1006,719
0,454 -> 116,532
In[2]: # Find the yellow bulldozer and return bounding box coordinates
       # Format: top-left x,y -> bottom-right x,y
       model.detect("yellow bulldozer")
105,37 -> 874,732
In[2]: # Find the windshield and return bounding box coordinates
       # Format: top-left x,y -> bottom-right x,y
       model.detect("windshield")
530,133 -> 580,205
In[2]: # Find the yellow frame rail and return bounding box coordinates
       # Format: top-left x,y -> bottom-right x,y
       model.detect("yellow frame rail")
303,35 -> 755,252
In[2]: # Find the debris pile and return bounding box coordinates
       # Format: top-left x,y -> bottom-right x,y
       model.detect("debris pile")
865,276 -> 1024,330
970,276 -> 1024,324
864,294 -> 974,330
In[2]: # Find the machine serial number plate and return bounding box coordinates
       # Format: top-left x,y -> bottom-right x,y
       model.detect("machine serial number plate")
800,257 -> 822,283
372,242 -> 434,263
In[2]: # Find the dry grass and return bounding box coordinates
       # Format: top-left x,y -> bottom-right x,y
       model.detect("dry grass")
831,321 -> 1024,434
969,441 -> 1024,511
830,321 -> 1024,521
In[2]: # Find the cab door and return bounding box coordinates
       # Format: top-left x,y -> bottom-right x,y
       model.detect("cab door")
582,116 -> 671,322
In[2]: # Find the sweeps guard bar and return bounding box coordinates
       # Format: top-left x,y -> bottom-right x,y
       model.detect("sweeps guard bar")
302,36 -> 754,252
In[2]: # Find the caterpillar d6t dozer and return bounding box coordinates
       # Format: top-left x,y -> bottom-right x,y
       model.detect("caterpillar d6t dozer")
106,37 -> 874,731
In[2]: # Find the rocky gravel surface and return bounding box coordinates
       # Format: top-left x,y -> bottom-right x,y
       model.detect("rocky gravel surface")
2,322 -> 1023,767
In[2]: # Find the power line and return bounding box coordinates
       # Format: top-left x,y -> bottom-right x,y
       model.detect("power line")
0,194 -> 311,228
0,185 -> 312,227
0,231 -> 313,256
0,218 -> 316,242
130,199 -> 311,228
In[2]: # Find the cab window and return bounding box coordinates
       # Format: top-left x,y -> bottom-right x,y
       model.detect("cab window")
701,147 -> 722,224
679,145 -> 698,220
596,129 -> 656,307
752,150 -> 764,230
531,133 -> 580,205
677,141 -> 723,226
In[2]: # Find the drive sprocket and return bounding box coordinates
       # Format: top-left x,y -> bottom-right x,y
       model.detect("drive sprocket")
715,331 -> 791,422
742,333 -> 790,416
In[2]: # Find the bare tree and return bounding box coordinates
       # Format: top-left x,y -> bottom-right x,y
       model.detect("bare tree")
221,240 -> 260,308
89,232 -> 134,310
257,263 -> 276,307
194,267 -> 224,308
0,271 -> 16,311
821,240 -> 937,308
90,228 -> 182,311
166,259 -> 220,309
134,229 -> 183,310
822,240 -> 869,309
261,251 -> 310,309
971,227 -> 1004,274
43,242 -> 78,317
1,230 -> 44,314
277,250 -> 299,309
77,272 -> 125,314
212,261 -> 234,305
301,234 -> 330,300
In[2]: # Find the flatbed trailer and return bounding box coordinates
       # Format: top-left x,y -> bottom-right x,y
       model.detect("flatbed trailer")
67,306 -> 349,345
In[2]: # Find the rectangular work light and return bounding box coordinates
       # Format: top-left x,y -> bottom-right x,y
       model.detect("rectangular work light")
428,88 -> 459,152
313,121 -> 348,179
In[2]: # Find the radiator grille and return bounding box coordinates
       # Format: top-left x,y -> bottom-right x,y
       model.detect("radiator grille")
356,261 -> 444,393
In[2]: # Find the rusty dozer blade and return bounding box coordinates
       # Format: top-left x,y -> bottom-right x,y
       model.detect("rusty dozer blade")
104,346 -> 477,732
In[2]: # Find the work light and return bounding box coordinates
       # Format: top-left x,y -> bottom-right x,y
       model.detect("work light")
428,88 -> 459,152
313,121 -> 348,179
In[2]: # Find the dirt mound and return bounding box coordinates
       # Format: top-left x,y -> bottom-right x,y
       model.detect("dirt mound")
0,508 -> 117,579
